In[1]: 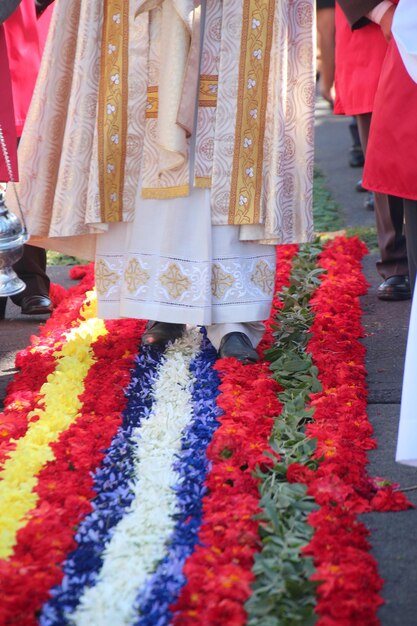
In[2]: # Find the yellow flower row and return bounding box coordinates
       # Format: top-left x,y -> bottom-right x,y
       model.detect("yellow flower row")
0,295 -> 107,559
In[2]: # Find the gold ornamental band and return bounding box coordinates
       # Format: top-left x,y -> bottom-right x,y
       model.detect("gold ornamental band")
145,86 -> 158,119
146,76 -> 218,121
141,184 -> 190,199
228,0 -> 275,226
195,176 -> 212,188
98,0 -> 129,223
198,75 -> 218,107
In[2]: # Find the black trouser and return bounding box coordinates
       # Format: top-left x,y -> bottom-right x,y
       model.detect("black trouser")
11,244 -> 49,303
356,113 -> 408,280
404,200 -> 417,295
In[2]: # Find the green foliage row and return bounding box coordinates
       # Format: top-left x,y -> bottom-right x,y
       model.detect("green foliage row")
245,243 -> 325,626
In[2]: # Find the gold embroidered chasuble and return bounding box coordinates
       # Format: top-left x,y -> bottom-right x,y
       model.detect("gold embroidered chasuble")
8,0 -> 315,248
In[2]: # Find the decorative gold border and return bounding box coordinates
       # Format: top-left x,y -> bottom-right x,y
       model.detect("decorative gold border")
228,0 -> 275,225
146,75 -> 217,122
141,184 -> 190,199
98,0 -> 129,223
145,86 -> 159,119
198,75 -> 218,107
195,176 -> 212,188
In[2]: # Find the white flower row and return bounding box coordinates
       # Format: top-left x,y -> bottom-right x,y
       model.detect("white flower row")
69,328 -> 202,626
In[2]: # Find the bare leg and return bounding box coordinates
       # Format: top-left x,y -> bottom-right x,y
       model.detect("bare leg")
316,7 -> 335,105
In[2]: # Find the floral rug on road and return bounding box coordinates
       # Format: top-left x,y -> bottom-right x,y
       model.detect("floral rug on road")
0,237 -> 411,626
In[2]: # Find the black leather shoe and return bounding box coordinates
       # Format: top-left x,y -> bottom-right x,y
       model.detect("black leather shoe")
141,321 -> 185,347
218,332 -> 259,364
19,295 -> 53,316
377,275 -> 411,301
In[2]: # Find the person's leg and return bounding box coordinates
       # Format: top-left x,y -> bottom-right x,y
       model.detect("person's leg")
374,193 -> 409,278
206,322 -> 265,351
316,6 -> 335,105
12,244 -> 50,298
349,117 -> 364,168
0,244 -> 52,318
355,112 -> 371,154
11,244 -> 52,313
206,225 -> 275,362
0,296 -> 6,319
356,113 -> 409,299
404,199 -> 417,295
206,321 -> 265,364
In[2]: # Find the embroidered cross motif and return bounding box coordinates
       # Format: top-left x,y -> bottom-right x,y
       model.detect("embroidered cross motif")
95,259 -> 119,295
251,260 -> 275,295
124,258 -> 150,293
211,264 -> 235,299
159,263 -> 191,299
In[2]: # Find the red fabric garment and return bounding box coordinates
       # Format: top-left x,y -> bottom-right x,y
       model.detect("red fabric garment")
3,0 -> 53,137
363,40 -> 417,200
37,4 -> 54,50
0,26 -> 18,182
334,3 -> 388,115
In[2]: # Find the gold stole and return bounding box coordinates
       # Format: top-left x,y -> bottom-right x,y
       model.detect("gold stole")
228,0 -> 275,225
197,0 -> 275,225
98,0 -> 129,222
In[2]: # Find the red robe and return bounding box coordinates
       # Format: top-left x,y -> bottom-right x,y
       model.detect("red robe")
3,0 -> 53,137
0,26 -> 18,181
334,4 -> 388,115
363,40 -> 417,200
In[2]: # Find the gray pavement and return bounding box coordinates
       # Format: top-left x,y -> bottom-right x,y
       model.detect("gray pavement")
0,97 -> 416,623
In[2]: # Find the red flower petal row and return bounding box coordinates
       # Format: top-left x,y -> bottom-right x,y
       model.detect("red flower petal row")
297,237 -> 412,626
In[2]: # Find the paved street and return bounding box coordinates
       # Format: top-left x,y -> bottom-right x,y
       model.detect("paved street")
0,97 -> 416,624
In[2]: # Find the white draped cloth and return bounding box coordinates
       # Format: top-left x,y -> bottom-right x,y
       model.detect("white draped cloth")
397,294 -> 417,465
392,0 -> 417,84
393,0 -> 417,465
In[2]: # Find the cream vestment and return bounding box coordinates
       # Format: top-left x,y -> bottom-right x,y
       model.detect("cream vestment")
9,0 -> 315,327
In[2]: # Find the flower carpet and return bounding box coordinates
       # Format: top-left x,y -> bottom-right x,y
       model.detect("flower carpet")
0,236 -> 411,626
